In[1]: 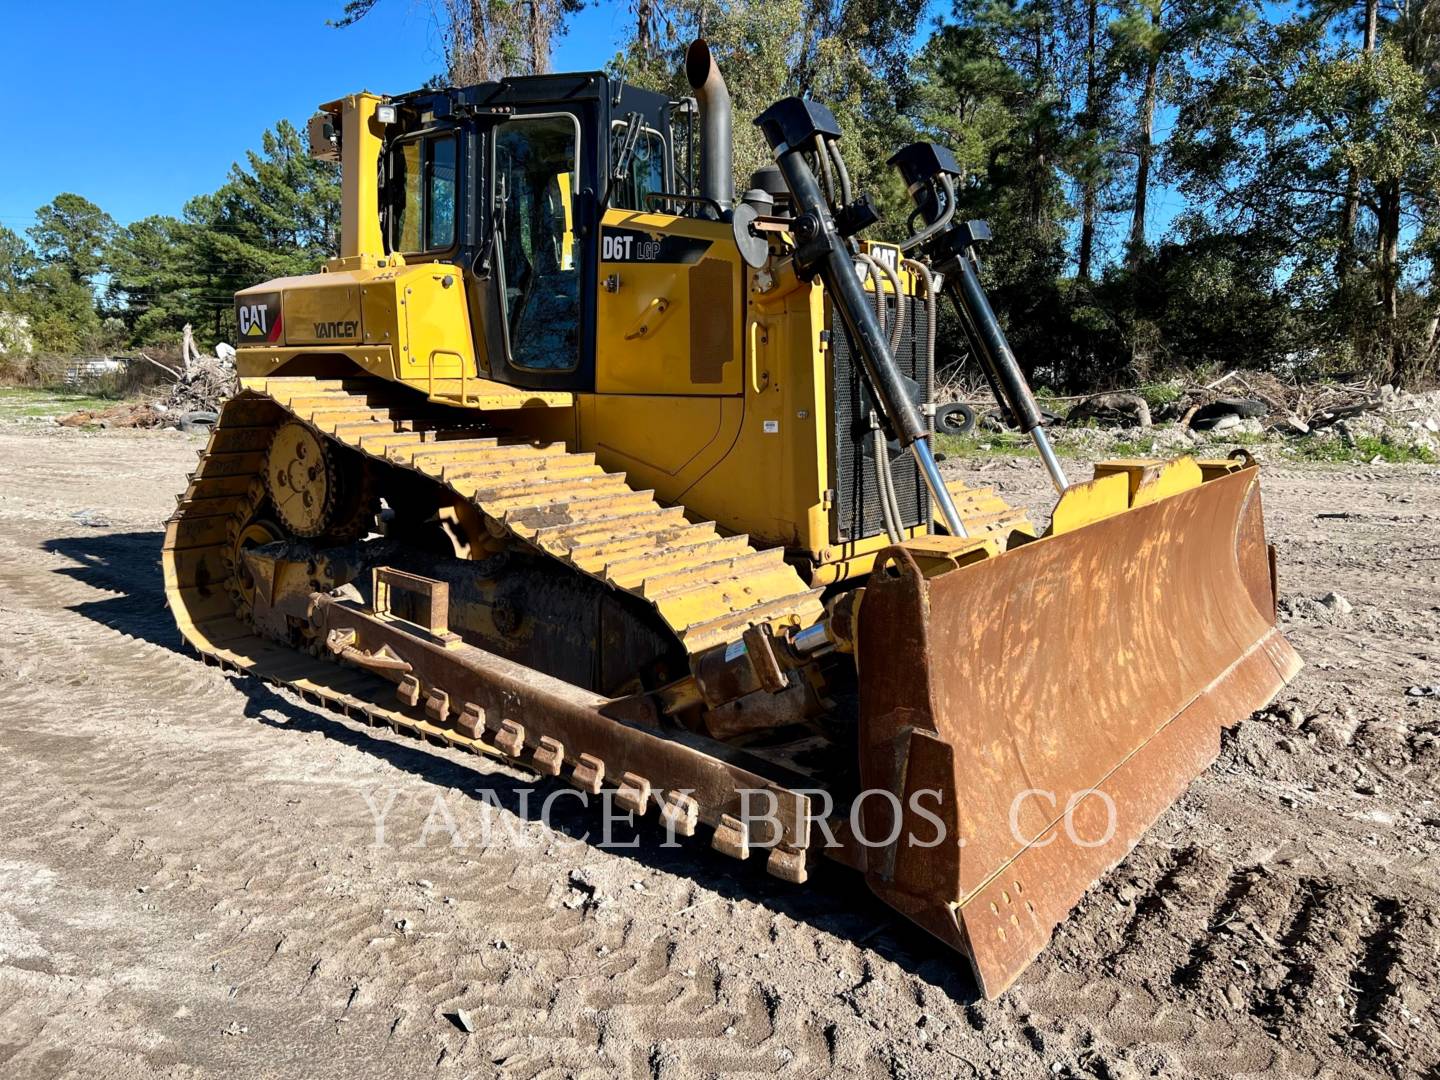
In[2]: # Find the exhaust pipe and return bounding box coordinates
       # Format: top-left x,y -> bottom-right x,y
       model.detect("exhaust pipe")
685,39 -> 733,212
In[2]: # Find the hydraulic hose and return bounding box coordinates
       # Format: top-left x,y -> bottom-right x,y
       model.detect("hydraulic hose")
815,140 -> 837,207
887,141 -> 1068,492
755,98 -> 969,539
826,137 -> 853,207
873,428 -> 902,543
854,252 -> 903,353
856,252 -> 908,541
875,258 -> 906,352
903,258 -> 939,434
898,174 -> 957,253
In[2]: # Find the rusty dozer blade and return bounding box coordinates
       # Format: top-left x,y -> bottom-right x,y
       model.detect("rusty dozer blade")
853,457 -> 1301,998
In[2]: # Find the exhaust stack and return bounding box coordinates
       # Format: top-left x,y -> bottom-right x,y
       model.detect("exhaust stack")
685,39 -> 734,212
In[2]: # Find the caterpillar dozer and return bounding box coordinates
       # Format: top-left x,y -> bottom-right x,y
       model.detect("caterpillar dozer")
162,41 -> 1300,996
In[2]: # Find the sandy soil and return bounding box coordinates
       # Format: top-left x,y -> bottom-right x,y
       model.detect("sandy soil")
0,424 -> 1437,1079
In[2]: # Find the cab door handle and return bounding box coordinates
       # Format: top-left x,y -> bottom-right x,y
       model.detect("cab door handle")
624,296 -> 671,340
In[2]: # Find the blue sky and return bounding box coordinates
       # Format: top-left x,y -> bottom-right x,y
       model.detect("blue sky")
0,1 -> 633,234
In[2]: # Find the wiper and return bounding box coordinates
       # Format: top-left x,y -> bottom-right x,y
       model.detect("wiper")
603,111 -> 644,208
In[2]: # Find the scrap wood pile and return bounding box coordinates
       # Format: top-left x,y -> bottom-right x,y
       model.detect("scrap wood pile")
161,355 -> 236,416
58,325 -> 236,431
1140,370 -> 1430,438
945,368 -> 1440,457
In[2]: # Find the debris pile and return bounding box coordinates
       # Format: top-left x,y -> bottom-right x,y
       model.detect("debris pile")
161,355 -> 236,416
1305,383 -> 1440,460
57,326 -> 235,432
949,369 -> 1440,461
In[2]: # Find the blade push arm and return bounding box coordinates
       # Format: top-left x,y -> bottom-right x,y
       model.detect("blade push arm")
889,142 -> 1068,492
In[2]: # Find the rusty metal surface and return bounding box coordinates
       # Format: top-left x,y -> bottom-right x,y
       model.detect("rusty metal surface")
308,590 -> 816,851
855,465 -> 1301,997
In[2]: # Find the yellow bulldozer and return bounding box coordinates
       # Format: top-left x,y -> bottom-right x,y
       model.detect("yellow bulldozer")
162,41 -> 1300,996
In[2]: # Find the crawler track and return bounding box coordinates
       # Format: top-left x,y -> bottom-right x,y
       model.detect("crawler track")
160,377 -> 832,858
162,373 -> 833,692
192,375 -> 822,653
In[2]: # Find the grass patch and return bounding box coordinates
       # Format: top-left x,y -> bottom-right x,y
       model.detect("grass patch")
0,386 -> 121,421
935,430 -> 1039,459
1138,379 -> 1186,410
1031,386 -> 1067,415
1107,438 -> 1152,457
1231,430 -> 1268,446
1285,434 -> 1438,465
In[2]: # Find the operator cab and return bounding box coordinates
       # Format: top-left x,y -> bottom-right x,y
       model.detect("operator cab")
374,74 -> 696,392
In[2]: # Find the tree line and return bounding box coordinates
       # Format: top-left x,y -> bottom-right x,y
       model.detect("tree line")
3,0 -> 1436,390
0,122 -> 338,362
603,0 -> 1440,388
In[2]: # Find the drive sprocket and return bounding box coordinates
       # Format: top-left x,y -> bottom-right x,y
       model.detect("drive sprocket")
263,420 -> 374,540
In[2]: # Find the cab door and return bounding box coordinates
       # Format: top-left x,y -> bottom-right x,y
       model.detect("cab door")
477,109 -> 598,391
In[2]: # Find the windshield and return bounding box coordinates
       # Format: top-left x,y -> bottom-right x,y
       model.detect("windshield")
495,115 -> 580,371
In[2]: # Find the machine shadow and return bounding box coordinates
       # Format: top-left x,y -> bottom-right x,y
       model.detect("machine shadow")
45,528 -> 981,1005
45,530 -> 188,654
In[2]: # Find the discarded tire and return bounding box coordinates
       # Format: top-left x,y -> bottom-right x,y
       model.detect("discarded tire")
934,402 -> 977,436
179,410 -> 220,434
1191,397 -> 1266,431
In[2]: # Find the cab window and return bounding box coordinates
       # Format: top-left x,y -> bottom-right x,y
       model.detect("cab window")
610,122 -> 666,211
390,133 -> 457,253
495,115 -> 580,371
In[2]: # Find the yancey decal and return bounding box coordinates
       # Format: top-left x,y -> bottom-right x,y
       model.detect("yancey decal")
601,227 -> 712,265
236,292 -> 283,344
311,320 -> 359,340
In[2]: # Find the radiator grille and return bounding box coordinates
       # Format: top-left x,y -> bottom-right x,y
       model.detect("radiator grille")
827,292 -> 931,544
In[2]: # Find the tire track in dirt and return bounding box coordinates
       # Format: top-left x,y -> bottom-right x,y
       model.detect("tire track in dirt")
0,512 -> 873,1076
1100,844 -> 1206,975
1170,865 -> 1264,990
0,472 -> 956,1076
6,429 -> 1440,1079
1249,877 -> 1335,1034
1350,898 -> 1406,1055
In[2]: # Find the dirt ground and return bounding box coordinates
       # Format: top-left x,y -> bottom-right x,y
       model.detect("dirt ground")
0,422 -> 1437,1079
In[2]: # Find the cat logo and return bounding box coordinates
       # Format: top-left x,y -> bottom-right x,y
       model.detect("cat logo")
868,245 -> 899,271
235,292 -> 283,343
238,303 -> 269,336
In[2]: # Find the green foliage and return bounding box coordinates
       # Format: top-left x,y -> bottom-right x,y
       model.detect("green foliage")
1169,12 -> 1440,382
935,429 -> 1040,458
7,0 -> 1440,392
0,226 -> 36,295
0,120 -> 338,364
1100,226 -> 1303,375
610,0 -> 925,221
1137,378 -> 1184,408
0,386 -> 122,419
28,194 -> 115,285
333,0 -> 586,79
18,265 -> 107,355
105,215 -> 197,344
